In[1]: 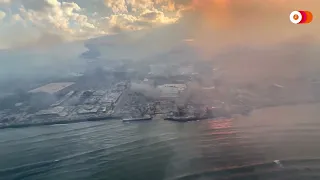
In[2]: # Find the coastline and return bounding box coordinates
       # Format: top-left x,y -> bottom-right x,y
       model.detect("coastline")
0,115 -> 121,129
2,100 -> 320,129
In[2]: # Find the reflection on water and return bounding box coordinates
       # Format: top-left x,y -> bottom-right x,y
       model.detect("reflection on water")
208,119 -> 232,130
1,103 -> 320,180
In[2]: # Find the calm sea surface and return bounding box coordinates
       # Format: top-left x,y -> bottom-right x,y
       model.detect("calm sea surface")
1,103 -> 320,180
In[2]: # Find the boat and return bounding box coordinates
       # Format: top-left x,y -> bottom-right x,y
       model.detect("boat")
164,116 -> 208,122
122,115 -> 152,122
86,115 -> 119,121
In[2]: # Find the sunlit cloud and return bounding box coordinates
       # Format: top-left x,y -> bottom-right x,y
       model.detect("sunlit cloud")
0,0 -> 182,49
0,10 -> 6,20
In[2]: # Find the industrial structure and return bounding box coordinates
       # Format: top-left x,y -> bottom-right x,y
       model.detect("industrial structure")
29,82 -> 75,95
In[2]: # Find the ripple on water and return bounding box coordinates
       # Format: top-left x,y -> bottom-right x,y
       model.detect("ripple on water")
1,104 -> 320,180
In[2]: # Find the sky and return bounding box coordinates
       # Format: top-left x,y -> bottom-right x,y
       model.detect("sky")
0,0 -> 184,49
0,0 -> 319,49
1,0 -> 320,84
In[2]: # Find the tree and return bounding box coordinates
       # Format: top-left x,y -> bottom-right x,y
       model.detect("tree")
152,103 -> 157,114
111,101 -> 115,110
177,105 -> 186,116
137,105 -> 148,117
205,107 -> 213,117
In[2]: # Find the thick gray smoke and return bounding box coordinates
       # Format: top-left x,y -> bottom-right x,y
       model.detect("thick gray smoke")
130,82 -> 161,99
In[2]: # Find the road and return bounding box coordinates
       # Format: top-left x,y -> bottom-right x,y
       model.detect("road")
113,89 -> 129,115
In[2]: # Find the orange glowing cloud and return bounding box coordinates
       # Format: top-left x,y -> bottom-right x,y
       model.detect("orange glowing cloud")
175,0 -> 320,59
189,0 -> 291,30
191,0 -> 232,29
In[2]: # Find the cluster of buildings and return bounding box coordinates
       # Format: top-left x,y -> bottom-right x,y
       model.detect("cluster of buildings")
113,62 -> 197,118
157,84 -> 187,99
0,58 -> 221,127
120,63 -> 204,117
148,64 -> 196,77
0,80 -> 128,128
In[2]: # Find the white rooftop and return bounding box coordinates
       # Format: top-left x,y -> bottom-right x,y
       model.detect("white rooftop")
157,84 -> 187,90
36,106 -> 65,116
77,105 -> 100,114
157,84 -> 187,98
29,82 -> 75,94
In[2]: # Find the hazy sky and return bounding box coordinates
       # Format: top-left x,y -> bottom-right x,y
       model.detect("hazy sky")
1,0 -> 320,84
0,0 -> 319,49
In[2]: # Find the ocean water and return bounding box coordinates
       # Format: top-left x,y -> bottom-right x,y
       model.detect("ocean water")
1,103 -> 320,180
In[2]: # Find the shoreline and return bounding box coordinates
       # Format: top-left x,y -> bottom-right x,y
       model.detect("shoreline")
2,100 -> 320,129
0,115 -> 121,129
